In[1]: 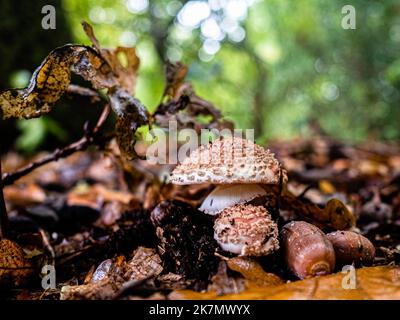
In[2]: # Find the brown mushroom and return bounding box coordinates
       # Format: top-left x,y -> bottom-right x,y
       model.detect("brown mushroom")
170,136 -> 286,256
170,137 -> 285,217
214,204 -> 279,256
170,136 -> 285,186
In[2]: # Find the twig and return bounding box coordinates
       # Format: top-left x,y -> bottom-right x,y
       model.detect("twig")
0,159 -> 9,239
2,104 -> 111,186
39,228 -> 55,266
112,277 -> 153,300
67,84 -> 102,103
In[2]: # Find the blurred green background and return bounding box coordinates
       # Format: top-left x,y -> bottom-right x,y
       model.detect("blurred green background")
1,0 -> 400,154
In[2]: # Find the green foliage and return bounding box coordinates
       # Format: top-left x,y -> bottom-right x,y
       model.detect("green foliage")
16,117 -> 68,153
8,0 -> 400,149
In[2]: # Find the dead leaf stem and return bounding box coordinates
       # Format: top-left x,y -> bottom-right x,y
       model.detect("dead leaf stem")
2,104 -> 111,186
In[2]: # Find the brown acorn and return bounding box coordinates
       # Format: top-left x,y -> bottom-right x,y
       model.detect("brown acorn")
281,221 -> 335,279
326,231 -> 375,267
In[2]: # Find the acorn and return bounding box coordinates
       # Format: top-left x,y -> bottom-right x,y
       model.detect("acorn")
326,231 -> 375,267
281,221 -> 335,279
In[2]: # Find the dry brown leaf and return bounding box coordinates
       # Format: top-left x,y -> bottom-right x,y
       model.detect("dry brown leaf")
61,247 -> 162,300
171,266 -> 400,300
0,239 -> 33,286
4,183 -> 46,205
207,261 -> 246,296
154,61 -> 224,132
0,45 -> 113,120
110,88 -> 149,160
281,190 -> 356,230
67,183 -> 137,209
226,257 -> 284,287
82,21 -> 140,95
124,247 -> 163,281
162,60 -> 188,100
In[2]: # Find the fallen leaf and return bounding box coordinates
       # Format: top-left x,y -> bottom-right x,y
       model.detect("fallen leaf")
226,257 -> 284,287
4,183 -> 46,205
0,239 -> 33,286
0,45 -> 113,120
124,247 -> 163,281
171,266 -> 400,300
61,247 -> 161,300
281,190 -> 356,230
207,261 -> 246,296
67,183 -> 136,209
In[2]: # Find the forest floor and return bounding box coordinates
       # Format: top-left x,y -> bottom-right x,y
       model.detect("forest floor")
1,136 -> 399,300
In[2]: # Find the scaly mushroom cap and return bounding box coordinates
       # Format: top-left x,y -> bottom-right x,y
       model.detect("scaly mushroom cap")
214,204 -> 279,256
170,136 -> 286,185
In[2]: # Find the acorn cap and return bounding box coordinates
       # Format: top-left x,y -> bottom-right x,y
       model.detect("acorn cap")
170,136 -> 286,185
213,204 -> 279,256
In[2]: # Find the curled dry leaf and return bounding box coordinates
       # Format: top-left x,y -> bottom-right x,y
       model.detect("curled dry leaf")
61,277 -> 123,300
0,239 -> 33,286
61,247 -> 162,300
171,266 -> 400,300
109,88 -> 149,160
281,191 -> 356,230
226,257 -> 284,287
0,45 -> 113,120
82,21 -> 140,95
124,247 -> 163,281
154,61 -> 224,131
0,22 -> 147,162
162,60 -> 188,100
207,261 -> 246,296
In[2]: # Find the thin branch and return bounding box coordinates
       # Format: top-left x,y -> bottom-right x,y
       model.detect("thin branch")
2,104 -> 111,186
67,84 -> 102,103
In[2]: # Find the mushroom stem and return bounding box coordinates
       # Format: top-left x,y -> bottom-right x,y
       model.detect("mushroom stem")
0,160 -> 9,239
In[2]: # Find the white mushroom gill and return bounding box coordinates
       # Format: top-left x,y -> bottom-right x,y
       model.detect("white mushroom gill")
199,184 -> 267,215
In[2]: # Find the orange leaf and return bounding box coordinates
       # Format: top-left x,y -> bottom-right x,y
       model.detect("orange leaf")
171,266 -> 400,300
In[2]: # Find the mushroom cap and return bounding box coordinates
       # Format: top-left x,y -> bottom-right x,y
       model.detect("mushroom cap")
170,136 -> 286,185
214,204 -> 279,256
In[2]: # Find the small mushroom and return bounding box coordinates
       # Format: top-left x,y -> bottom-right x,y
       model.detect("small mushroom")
214,204 -> 279,256
170,136 -> 286,256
